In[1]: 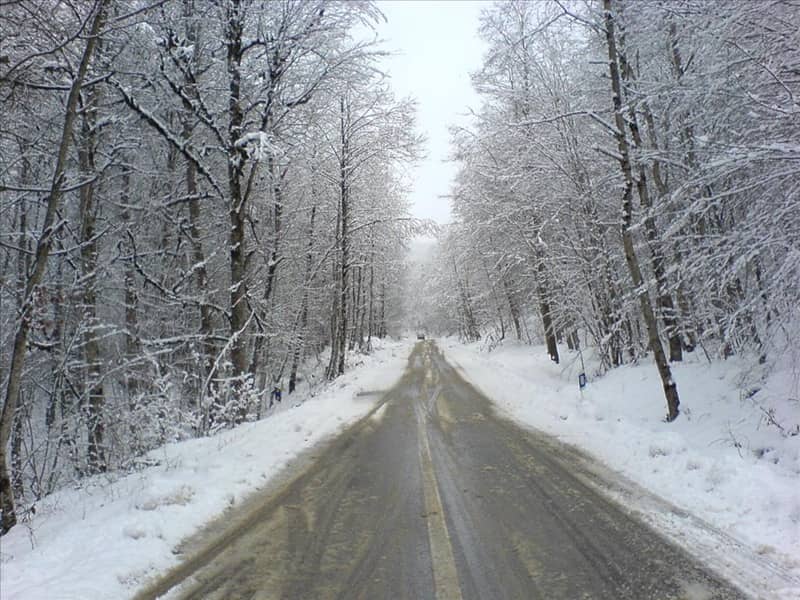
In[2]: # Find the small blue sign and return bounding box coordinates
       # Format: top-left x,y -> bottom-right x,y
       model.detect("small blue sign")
578,373 -> 587,389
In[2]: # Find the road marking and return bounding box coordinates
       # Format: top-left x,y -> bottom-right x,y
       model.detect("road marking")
368,403 -> 388,423
426,384 -> 442,414
417,404 -> 463,600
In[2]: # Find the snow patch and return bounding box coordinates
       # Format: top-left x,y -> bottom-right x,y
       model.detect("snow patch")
443,338 -> 800,597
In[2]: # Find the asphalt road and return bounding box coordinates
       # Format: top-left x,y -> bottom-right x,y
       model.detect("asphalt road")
137,341 -> 746,600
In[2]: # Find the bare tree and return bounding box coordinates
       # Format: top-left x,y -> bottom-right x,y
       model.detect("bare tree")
0,0 -> 109,535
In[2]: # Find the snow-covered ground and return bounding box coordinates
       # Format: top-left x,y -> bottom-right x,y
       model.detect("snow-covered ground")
3,336 -> 798,599
0,339 -> 413,600
443,338 -> 800,599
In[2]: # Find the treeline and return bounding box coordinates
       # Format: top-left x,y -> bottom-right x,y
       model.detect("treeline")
0,1 -> 420,532
427,1 -> 799,419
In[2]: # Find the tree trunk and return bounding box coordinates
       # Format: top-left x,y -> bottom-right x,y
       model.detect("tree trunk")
289,205 -> 316,393
536,260 -> 559,364
603,0 -> 679,421
10,408 -> 23,498
348,265 -> 359,351
378,282 -> 387,339
366,237 -> 376,351
327,97 -> 350,379
502,271 -> 523,341
226,0 -> 251,421
453,258 -> 480,342
249,152 -> 284,380
615,33 -> 682,362
336,178 -> 349,376
355,264 -> 367,351
78,81 -> 107,474
122,179 -> 140,401
186,158 -> 215,382
177,0 -> 215,391
181,115 -> 214,388
326,203 -> 342,379
120,168 -> 142,456
482,257 -> 505,342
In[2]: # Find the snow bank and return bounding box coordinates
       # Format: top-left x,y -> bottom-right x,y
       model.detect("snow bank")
443,338 -> 800,598
0,339 -> 412,600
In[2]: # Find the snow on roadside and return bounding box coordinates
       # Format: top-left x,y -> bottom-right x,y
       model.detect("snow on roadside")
0,339 -> 412,600
443,338 -> 800,598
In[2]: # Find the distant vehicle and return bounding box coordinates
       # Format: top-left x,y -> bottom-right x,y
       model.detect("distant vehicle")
417,332 -> 426,340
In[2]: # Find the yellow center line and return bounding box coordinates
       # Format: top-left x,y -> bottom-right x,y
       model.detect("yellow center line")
417,386 -> 463,600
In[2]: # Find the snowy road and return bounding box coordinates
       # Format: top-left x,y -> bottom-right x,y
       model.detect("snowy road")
136,341 -> 745,600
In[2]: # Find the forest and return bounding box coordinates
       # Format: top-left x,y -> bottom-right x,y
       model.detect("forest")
0,0 -> 422,533
2,0 -> 799,538
416,0 -> 799,428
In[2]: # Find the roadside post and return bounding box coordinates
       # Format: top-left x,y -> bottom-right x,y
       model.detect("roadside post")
578,343 -> 587,395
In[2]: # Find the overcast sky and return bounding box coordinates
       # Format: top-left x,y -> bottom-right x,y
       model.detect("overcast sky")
376,0 -> 489,225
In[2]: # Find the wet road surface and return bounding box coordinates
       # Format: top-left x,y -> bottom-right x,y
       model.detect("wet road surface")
137,341 -> 746,600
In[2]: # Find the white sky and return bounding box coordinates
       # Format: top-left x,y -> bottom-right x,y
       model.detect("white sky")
376,0 -> 489,225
